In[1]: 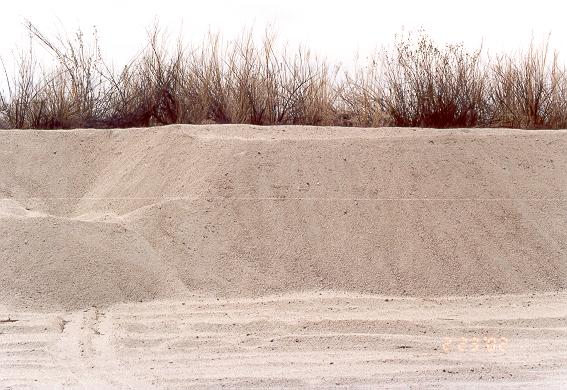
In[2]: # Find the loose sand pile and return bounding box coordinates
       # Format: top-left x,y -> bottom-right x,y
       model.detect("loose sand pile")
0,125 -> 566,310
0,200 -> 184,309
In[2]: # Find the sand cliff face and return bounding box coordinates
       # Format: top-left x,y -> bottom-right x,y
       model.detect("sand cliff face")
1,125 -> 566,310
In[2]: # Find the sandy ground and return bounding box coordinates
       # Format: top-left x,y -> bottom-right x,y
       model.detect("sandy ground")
0,125 -> 566,388
0,292 -> 566,389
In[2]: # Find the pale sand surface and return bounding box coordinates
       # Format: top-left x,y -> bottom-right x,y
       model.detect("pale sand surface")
0,125 -> 566,387
0,292 -> 565,389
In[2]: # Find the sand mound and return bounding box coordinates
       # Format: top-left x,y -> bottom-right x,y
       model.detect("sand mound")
0,125 -> 566,309
0,208 -> 185,310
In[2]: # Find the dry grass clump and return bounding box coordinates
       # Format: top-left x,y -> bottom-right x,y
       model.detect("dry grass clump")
176,31 -> 337,126
0,24 -> 566,129
339,34 -> 488,128
380,34 -> 487,128
0,48 -> 39,128
0,23 -> 107,129
100,28 -> 185,127
1,25 -> 337,129
338,57 -> 388,127
489,41 -> 567,129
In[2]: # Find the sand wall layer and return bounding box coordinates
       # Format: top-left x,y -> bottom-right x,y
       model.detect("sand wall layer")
0,125 -> 565,309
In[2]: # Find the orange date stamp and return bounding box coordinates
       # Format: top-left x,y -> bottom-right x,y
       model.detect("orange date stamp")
442,336 -> 509,353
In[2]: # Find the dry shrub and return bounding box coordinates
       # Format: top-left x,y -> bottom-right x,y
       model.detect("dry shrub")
338,57 -> 388,127
490,40 -> 567,129
1,46 -> 42,128
379,33 -> 487,128
0,24 -> 566,130
179,33 -> 226,123
97,29 -> 337,127
21,22 -> 105,128
100,27 -> 184,128
179,31 -> 337,125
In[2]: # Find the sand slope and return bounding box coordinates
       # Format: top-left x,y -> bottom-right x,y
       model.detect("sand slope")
0,125 -> 566,388
0,200 -> 185,309
0,125 -> 566,310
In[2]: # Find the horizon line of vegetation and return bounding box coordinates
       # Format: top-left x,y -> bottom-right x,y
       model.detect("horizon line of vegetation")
1,23 -> 566,130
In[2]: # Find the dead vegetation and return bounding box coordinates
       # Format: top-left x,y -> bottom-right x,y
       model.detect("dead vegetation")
379,34 -> 488,128
0,24 -> 565,129
490,40 -> 567,129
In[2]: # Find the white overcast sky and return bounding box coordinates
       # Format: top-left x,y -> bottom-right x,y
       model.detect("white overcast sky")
0,0 -> 566,69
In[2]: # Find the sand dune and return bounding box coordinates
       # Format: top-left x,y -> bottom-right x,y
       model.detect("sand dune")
1,125 -> 566,310
0,125 -> 565,387
0,206 -> 185,310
